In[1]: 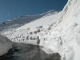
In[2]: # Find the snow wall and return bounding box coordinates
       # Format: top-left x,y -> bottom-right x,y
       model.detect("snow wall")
56,0 -> 80,60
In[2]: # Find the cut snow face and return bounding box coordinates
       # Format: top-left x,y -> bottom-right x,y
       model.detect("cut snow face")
55,0 -> 80,60
0,34 -> 12,56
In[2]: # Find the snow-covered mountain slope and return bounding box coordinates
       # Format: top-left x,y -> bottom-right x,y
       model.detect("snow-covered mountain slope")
0,34 -> 12,56
0,15 -> 42,33
17,12 -> 59,30
0,10 -> 58,33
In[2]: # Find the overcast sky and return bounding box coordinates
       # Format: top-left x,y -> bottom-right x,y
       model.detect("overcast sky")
0,0 -> 67,23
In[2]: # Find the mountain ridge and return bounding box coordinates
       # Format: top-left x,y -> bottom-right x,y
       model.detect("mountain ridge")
0,10 -> 59,33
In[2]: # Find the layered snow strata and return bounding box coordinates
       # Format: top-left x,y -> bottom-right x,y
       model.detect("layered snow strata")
56,0 -> 80,60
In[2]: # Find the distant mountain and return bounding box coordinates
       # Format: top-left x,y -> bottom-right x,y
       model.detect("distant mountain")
0,10 -> 59,33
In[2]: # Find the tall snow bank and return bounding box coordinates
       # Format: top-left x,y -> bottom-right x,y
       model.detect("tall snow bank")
55,0 -> 80,60
0,34 -> 12,56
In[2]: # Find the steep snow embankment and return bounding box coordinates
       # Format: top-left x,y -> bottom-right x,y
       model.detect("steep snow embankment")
0,34 -> 12,56
53,0 -> 80,60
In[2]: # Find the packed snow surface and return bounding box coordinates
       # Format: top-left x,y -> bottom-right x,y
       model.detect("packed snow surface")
0,34 -> 12,56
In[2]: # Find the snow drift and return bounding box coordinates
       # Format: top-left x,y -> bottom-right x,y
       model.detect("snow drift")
0,34 -> 12,56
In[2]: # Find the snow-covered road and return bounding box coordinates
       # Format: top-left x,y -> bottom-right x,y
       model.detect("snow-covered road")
0,42 -> 60,60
